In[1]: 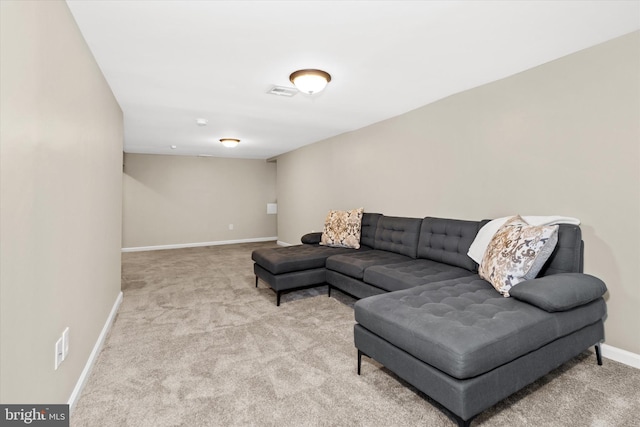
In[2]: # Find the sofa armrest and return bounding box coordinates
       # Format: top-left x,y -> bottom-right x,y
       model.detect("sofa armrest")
509,273 -> 607,312
301,232 -> 323,245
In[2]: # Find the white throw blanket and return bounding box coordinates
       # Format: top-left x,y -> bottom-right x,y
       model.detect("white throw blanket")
467,215 -> 581,264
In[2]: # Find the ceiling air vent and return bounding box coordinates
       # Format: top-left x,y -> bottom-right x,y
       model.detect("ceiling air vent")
267,85 -> 298,97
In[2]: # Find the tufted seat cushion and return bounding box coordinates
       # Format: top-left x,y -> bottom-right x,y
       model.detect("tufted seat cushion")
326,250 -> 412,280
354,274 -> 606,379
252,245 -> 362,275
363,259 -> 476,292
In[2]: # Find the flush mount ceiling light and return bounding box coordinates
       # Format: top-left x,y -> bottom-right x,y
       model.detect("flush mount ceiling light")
196,118 -> 208,126
220,138 -> 240,148
289,69 -> 331,95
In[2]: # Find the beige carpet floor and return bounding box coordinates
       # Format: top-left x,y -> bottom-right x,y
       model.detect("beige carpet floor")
71,242 -> 640,426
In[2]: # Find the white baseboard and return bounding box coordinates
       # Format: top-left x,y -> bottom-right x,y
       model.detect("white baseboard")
68,291 -> 123,413
600,343 -> 640,369
277,240 -> 293,246
122,236 -> 278,252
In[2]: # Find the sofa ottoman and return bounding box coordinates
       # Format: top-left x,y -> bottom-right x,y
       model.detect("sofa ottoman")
252,212 -> 382,305
253,244 -> 360,306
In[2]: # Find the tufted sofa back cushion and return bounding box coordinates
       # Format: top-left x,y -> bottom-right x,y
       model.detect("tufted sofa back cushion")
538,224 -> 583,276
417,217 -> 484,271
360,213 -> 382,249
373,216 -> 422,258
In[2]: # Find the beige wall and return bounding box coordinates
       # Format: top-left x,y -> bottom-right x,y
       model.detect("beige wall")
123,154 -> 277,248
0,1 -> 123,403
277,32 -> 640,354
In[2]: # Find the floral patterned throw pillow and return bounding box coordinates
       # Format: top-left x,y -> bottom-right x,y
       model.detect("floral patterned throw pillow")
320,208 -> 364,249
479,215 -> 559,297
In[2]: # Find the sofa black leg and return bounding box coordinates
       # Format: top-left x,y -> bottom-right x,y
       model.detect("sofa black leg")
255,276 -> 258,288
276,291 -> 281,307
357,349 -> 369,375
595,343 -> 603,366
328,285 -> 332,298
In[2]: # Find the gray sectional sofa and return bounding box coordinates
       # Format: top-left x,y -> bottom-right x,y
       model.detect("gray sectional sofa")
251,213 -> 608,426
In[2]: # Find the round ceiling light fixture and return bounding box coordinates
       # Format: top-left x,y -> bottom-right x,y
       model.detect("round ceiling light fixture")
220,138 -> 240,148
289,69 -> 331,95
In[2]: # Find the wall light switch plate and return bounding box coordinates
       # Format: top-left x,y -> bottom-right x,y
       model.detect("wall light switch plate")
55,337 -> 63,370
62,327 -> 69,360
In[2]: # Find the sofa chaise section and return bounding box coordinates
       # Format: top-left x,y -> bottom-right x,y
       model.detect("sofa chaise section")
353,223 -> 607,426
355,275 -> 606,380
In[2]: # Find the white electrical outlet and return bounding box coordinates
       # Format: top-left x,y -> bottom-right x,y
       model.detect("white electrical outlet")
55,337 -> 64,370
62,327 -> 69,360
228,224 -> 234,230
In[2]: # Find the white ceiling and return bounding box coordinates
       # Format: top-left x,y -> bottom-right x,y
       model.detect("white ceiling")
66,1 -> 640,160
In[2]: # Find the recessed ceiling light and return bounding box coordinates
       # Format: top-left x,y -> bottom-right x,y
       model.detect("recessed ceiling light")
196,118 -> 208,126
170,145 -> 177,149
220,138 -> 240,148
